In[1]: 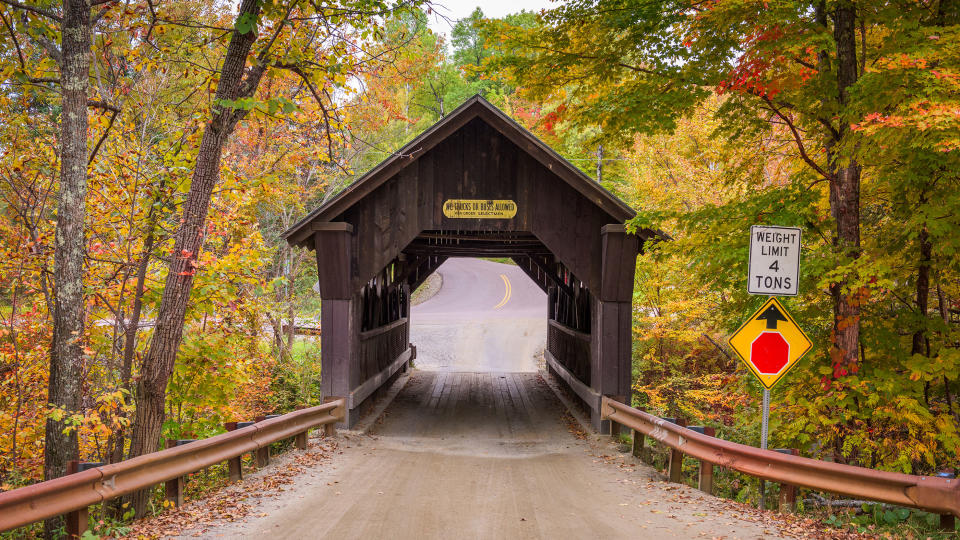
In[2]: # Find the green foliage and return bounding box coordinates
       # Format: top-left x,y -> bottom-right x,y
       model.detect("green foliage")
489,0 -> 960,477
270,340 -> 323,411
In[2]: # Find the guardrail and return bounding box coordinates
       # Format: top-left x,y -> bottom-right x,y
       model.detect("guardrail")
0,398 -> 346,536
601,397 -> 959,529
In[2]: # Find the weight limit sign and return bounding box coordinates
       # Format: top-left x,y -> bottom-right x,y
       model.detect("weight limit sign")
748,225 -> 801,296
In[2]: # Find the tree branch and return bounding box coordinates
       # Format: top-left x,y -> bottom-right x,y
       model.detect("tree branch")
34,35 -> 61,64
88,108 -> 119,166
0,0 -> 61,22
761,95 -> 833,182
88,99 -> 120,112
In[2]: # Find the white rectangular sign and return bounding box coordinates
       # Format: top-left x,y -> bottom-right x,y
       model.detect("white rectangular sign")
748,225 -> 801,296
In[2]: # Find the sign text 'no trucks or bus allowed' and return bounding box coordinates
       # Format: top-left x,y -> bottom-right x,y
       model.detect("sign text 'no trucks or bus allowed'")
748,225 -> 801,296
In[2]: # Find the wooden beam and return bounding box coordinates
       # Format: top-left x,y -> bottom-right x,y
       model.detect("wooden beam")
528,255 -> 576,299
349,347 -> 412,409
510,256 -> 549,293
415,232 -> 540,242
546,350 -> 602,414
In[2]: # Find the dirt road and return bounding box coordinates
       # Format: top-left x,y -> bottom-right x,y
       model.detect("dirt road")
191,259 -> 792,539
199,371 -> 788,539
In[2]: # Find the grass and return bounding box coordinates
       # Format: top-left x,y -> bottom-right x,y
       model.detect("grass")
481,257 -> 517,266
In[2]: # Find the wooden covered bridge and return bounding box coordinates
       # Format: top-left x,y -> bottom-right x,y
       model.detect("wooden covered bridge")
282,96 -> 656,430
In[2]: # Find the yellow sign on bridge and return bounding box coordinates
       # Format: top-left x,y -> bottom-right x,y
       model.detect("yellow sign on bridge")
443,199 -> 517,219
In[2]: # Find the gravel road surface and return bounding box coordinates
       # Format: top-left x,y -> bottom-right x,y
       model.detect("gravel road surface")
189,258 -> 793,539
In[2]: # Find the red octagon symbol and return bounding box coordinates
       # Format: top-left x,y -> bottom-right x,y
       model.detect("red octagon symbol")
750,331 -> 789,374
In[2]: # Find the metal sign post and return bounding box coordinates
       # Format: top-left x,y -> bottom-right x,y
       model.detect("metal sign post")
738,226 -> 805,510
759,388 -> 770,509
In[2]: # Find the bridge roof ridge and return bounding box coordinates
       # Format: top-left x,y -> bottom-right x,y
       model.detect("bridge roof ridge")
282,95 -> 637,247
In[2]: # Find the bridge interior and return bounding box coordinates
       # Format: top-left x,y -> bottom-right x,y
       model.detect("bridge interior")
283,96 -> 656,430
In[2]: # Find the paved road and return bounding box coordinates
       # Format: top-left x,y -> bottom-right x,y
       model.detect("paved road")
410,258 -> 546,372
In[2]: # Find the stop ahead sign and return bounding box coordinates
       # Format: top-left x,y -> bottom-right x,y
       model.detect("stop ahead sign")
728,297 -> 812,389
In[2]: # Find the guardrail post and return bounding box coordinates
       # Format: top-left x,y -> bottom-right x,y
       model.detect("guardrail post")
775,449 -> 799,512
224,422 -> 244,482
941,513 -> 956,532
606,395 -> 627,439
254,416 -> 272,467
631,429 -> 647,462
323,397 -> 342,437
667,418 -> 686,483
64,461 -> 89,539
689,426 -> 715,494
164,440 -> 185,507
936,471 -> 957,531
295,431 -> 308,450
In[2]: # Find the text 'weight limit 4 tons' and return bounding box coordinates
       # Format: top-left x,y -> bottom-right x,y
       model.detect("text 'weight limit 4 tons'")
748,225 -> 801,296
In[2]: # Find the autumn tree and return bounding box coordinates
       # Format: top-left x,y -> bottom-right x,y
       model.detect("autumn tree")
0,2 -> 134,534
127,0 -> 424,515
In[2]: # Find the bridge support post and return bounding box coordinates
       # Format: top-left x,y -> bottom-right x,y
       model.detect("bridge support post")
313,227 -> 360,428
589,226 -> 639,432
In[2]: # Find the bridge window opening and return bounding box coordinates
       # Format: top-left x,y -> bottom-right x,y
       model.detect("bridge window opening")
409,256 -> 549,374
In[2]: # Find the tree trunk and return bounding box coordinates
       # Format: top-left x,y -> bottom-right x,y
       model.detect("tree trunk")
912,226 -> 932,355
44,0 -> 91,536
126,0 -> 263,516
828,2 -> 862,371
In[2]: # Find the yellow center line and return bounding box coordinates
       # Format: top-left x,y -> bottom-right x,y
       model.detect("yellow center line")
493,274 -> 512,309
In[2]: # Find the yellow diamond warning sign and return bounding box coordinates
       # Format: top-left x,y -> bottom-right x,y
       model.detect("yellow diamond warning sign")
728,297 -> 812,389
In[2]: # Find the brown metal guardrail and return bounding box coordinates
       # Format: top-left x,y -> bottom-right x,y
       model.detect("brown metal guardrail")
601,397 -> 960,524
0,398 -> 346,535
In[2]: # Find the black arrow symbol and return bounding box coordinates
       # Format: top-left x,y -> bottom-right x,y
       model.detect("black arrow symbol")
756,304 -> 788,329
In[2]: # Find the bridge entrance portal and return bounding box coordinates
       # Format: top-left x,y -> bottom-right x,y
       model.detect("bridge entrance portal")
283,96 -> 655,430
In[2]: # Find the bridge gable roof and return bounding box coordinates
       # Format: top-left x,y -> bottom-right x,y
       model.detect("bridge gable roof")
282,95 -> 635,246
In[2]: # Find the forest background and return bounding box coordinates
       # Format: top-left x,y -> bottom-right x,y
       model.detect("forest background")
0,0 -> 957,529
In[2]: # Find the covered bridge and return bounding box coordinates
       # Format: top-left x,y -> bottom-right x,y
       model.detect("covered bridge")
283,96 -> 655,430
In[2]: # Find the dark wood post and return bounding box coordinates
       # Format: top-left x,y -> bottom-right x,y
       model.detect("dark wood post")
64,461 -> 88,539
590,225 -> 639,432
295,431 -> 308,450
314,226 -> 358,428
223,422 -> 243,482
254,446 -> 270,467
605,395 -> 627,439
547,286 -> 556,320
697,427 -> 716,494
322,396 -> 340,437
777,449 -> 799,512
164,440 -> 184,507
632,429 -> 647,462
940,513 -> 956,532
253,416 -> 270,467
667,418 -> 687,483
